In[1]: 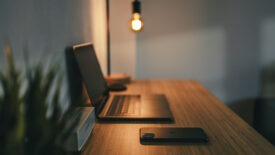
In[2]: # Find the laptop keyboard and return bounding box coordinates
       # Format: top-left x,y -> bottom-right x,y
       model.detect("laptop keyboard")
106,95 -> 141,116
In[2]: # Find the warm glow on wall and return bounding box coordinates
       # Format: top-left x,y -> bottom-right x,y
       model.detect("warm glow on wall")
130,0 -> 143,32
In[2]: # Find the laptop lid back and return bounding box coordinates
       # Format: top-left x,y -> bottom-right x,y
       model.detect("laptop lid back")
73,43 -> 108,108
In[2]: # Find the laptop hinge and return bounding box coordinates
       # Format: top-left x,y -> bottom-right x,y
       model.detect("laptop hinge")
93,93 -> 109,116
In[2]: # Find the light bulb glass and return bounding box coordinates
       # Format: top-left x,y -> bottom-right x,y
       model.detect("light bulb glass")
130,13 -> 144,32
131,19 -> 142,31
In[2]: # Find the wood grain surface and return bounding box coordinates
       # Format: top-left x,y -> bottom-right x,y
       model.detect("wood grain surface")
82,80 -> 275,155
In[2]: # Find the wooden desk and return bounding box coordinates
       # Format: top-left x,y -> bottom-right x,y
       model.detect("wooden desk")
82,80 -> 275,155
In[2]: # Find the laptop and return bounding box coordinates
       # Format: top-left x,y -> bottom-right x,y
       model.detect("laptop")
73,43 -> 173,121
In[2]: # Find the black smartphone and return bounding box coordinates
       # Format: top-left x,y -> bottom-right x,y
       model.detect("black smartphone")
140,127 -> 209,144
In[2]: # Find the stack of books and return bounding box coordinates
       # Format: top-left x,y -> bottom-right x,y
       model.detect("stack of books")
63,107 -> 95,151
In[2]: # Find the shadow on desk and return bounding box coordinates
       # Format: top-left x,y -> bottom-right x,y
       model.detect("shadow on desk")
228,98 -> 275,145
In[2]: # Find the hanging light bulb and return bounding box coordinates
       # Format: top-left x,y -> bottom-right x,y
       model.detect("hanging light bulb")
130,0 -> 144,32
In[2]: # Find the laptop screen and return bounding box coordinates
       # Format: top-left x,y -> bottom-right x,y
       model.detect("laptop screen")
73,43 -> 107,103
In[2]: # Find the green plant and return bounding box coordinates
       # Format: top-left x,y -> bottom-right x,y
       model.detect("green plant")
24,56 -> 63,154
0,43 -> 24,155
0,43 -> 82,155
